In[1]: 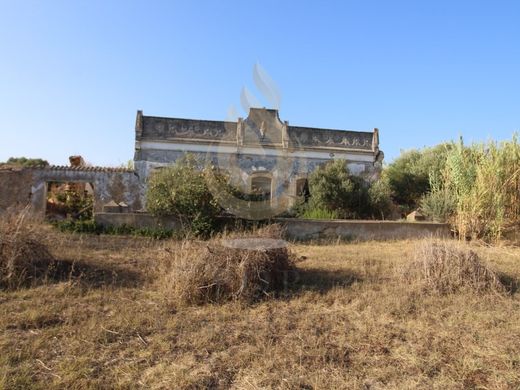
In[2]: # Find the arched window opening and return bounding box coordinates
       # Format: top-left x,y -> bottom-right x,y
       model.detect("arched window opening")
251,176 -> 272,202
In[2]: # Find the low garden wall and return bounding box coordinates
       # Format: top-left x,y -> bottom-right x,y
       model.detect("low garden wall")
94,212 -> 451,241
275,218 -> 450,241
95,212 -> 181,230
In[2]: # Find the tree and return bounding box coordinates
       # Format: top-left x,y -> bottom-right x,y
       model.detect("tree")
2,157 -> 49,168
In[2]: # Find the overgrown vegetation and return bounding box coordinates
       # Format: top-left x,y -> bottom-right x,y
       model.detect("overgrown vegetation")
419,184 -> 456,223
146,155 -> 221,237
378,137 -> 520,241
299,159 -> 393,220
420,136 -> 520,240
47,184 -> 94,221
52,219 -> 175,239
301,206 -> 339,220
384,143 -> 453,213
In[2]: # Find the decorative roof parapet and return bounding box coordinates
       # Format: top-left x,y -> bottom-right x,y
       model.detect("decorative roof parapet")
287,125 -> 373,151
139,115 -> 237,142
136,108 -> 378,153
46,165 -> 135,173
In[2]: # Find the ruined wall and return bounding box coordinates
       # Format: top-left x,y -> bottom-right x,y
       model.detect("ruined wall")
0,168 -> 36,211
0,166 -> 145,218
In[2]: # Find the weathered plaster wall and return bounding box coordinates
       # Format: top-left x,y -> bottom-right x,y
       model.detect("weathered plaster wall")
135,150 -> 376,194
0,166 -> 145,218
0,168 -> 35,211
134,109 -> 384,207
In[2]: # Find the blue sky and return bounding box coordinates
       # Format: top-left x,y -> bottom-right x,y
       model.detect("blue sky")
1,1 -> 519,166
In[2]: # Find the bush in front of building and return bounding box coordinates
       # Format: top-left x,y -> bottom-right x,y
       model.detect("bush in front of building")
300,159 -> 393,220
305,159 -> 369,219
146,155 -> 221,237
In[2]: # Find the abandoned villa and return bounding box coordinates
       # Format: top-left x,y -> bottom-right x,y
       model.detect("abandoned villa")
0,108 -> 384,219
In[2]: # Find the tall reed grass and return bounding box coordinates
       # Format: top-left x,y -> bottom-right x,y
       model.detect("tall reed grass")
424,136 -> 520,241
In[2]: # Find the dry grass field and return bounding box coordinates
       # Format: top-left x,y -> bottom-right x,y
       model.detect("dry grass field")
1,226 -> 520,389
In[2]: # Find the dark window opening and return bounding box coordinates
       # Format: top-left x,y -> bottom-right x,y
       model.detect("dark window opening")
251,176 -> 272,202
296,178 -> 309,200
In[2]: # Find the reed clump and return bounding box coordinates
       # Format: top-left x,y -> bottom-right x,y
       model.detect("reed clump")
422,136 -> 520,241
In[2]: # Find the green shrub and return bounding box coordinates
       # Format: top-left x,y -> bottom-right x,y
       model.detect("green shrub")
307,159 -> 371,219
54,219 -> 100,234
385,144 -> 452,212
63,189 -> 93,220
52,220 -> 175,239
295,160 -> 395,220
146,155 -> 221,237
420,189 -> 456,223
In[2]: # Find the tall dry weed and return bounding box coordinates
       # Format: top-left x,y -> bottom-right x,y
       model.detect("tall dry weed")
400,239 -> 504,295
157,228 -> 295,305
0,208 -> 55,289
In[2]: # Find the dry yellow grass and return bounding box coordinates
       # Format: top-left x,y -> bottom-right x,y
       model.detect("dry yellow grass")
0,209 -> 55,290
1,227 -> 520,389
157,239 -> 294,305
400,239 -> 505,295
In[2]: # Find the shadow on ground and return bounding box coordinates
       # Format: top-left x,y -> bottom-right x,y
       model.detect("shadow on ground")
497,272 -> 520,295
47,258 -> 143,288
287,267 -> 362,294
